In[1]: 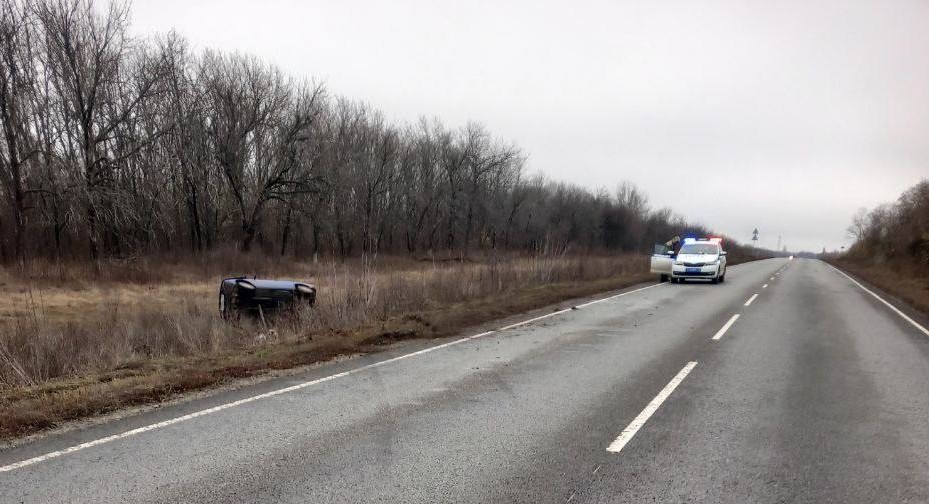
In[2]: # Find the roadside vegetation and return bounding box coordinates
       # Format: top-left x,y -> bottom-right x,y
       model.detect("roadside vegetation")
833,179 -> 929,314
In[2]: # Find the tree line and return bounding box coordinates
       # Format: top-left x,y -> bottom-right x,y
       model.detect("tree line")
846,179 -> 929,267
1,0 -> 731,263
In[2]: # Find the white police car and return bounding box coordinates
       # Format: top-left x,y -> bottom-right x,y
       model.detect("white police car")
651,237 -> 727,284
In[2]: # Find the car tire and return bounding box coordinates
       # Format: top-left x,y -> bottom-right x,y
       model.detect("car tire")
659,274 -> 669,283
719,272 -> 726,283
219,292 -> 228,319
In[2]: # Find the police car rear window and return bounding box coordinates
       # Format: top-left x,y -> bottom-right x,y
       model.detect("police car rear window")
679,244 -> 718,254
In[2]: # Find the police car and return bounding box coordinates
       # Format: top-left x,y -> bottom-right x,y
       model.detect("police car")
651,237 -> 727,284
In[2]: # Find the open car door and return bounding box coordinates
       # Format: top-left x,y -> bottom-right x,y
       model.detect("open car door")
650,243 -> 674,282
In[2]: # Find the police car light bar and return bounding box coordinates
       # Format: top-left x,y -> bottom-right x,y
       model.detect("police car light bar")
683,237 -> 723,244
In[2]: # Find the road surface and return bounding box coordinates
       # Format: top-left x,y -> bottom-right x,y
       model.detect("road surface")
3,258 -> 929,503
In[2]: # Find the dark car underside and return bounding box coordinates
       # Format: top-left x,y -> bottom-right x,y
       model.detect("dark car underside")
218,277 -> 316,319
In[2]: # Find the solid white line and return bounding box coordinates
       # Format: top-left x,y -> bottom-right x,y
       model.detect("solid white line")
827,263 -> 929,338
762,284 -> 768,289
606,361 -> 698,453
711,314 -> 740,340
574,282 -> 666,308
496,308 -> 573,331
0,281 -> 668,473
744,294 -> 759,307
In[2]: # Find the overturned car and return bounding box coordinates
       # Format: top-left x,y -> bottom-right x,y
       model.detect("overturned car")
218,277 -> 317,319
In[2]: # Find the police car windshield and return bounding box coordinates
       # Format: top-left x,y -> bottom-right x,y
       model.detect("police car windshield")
679,243 -> 718,255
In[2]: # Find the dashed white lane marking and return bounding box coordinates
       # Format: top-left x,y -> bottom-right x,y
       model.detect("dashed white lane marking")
770,277 -> 775,281
827,264 -> 929,338
762,284 -> 768,289
712,314 -> 741,341
607,361 -> 698,453
0,282 -> 670,474
744,294 -> 759,307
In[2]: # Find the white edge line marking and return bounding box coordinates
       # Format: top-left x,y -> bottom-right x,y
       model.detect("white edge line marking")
606,361 -> 698,453
827,263 -> 929,338
744,294 -> 759,307
574,282 -> 665,309
0,282 -> 669,473
762,284 -> 768,289
711,314 -> 740,340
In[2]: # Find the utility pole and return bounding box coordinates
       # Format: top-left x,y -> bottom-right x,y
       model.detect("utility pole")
752,228 -> 759,256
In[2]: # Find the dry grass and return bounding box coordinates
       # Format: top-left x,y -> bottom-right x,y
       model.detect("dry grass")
0,252 -> 649,440
829,258 -> 929,316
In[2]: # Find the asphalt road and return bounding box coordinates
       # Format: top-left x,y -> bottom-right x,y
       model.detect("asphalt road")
3,258 -> 929,503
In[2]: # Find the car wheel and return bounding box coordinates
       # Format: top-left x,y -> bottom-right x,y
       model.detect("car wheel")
710,276 -> 719,284
719,271 -> 726,283
659,274 -> 669,283
219,292 -> 228,319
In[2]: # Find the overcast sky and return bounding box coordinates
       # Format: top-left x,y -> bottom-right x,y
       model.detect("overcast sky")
131,0 -> 929,252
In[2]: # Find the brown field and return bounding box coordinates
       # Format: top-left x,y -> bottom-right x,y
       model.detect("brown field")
0,252 -> 651,441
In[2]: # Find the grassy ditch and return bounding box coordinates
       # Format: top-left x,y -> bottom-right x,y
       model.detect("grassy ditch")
826,258 -> 929,316
0,253 -> 650,441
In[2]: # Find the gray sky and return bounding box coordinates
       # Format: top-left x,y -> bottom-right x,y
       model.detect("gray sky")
131,0 -> 929,252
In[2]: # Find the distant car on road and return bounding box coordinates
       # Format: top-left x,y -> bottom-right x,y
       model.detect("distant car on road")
218,277 -> 317,319
651,237 -> 727,284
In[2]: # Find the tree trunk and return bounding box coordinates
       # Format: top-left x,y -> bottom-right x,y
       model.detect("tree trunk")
280,206 -> 292,256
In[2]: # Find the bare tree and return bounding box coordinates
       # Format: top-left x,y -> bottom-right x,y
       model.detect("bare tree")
0,0 -> 735,263
847,207 -> 869,242
0,1 -> 39,262
37,0 -> 169,257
